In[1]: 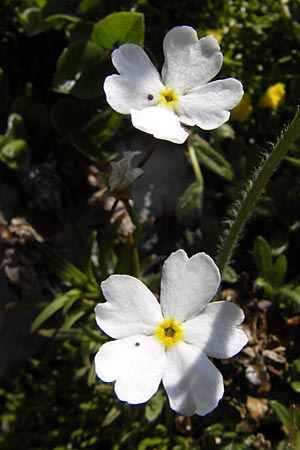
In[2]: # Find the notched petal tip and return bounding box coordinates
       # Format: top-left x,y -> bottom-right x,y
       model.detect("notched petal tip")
199,34 -> 221,55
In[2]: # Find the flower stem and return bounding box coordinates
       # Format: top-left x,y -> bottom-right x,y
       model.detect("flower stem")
137,140 -> 156,168
188,143 -> 204,186
217,106 -> 300,275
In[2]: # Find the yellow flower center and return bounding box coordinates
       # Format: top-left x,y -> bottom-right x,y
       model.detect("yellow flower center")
158,87 -> 179,108
155,318 -> 183,347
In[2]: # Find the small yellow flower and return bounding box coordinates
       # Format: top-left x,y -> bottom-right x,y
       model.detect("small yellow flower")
258,83 -> 286,109
231,93 -> 253,122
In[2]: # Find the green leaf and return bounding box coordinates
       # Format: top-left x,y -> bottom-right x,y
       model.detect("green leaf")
270,254 -> 287,287
6,113 -> 27,138
145,389 -> 164,422
291,381 -> 300,393
67,20 -> 95,42
0,113 -> 30,170
176,181 -> 203,223
35,243 -> 90,288
222,265 -> 239,283
284,155 -> 300,168
0,139 -> 30,170
93,12 -> 144,49
82,109 -> 122,143
102,406 -> 121,427
192,137 -> 234,180
62,310 -> 85,330
292,358 -> 300,373
20,7 -> 50,36
205,423 -> 224,437
255,277 -> 274,297
31,289 -> 82,332
278,285 -> 300,305
254,236 -> 272,278
270,400 -> 291,433
53,41 -> 104,99
38,328 -> 84,339
138,436 -> 168,450
69,128 -> 102,161
114,242 -> 141,278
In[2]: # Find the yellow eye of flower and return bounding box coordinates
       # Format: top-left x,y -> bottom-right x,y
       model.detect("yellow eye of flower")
155,318 -> 183,347
159,88 -> 179,108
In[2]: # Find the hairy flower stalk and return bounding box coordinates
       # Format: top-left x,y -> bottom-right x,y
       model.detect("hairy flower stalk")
217,106 -> 300,275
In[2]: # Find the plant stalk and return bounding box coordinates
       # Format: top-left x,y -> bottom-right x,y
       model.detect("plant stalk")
217,106 -> 300,275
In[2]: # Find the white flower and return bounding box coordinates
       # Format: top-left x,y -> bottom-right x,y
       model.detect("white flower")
94,249 -> 248,416
104,26 -> 244,144
109,151 -> 143,192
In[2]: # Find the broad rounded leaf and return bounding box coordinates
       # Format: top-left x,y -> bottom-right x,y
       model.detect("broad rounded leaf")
93,12 -> 144,49
53,41 -> 104,99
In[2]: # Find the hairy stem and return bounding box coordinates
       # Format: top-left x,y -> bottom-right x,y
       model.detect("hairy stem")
217,106 -> 300,275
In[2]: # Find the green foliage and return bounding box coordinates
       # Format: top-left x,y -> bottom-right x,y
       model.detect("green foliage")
190,135 -> 234,181
93,12 -> 145,48
53,41 -> 105,99
270,401 -> 300,450
0,113 -> 30,169
253,235 -> 300,306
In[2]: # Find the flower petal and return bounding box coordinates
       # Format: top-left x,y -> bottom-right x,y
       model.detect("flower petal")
96,275 -> 163,339
177,78 -> 244,129
104,44 -> 164,114
95,335 -> 166,404
162,27 -> 223,93
183,301 -> 248,359
131,106 -> 188,144
160,250 -> 220,322
163,342 -> 224,416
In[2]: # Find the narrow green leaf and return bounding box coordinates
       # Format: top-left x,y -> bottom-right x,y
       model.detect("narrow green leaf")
31,289 -> 82,332
270,254 -> 287,287
279,285 -> 300,305
205,423 -> 224,437
284,155 -> 300,168
35,243 -> 89,288
63,310 -> 86,330
254,236 -> 272,278
38,328 -> 83,339
270,400 -> 292,433
176,181 -> 203,223
102,406 -> 121,427
192,137 -> 234,180
93,12 -> 144,49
